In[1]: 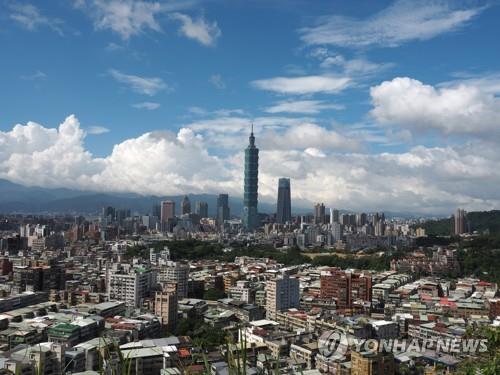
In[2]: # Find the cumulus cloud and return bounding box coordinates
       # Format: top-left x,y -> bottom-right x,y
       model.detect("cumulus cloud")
2,115 -> 500,214
0,115 -> 229,195
300,0 -> 484,48
370,77 -> 500,136
109,69 -> 168,96
251,75 -> 350,95
264,100 -> 343,114
171,13 -> 221,46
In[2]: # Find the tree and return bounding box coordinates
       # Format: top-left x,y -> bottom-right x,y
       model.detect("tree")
204,288 -> 225,301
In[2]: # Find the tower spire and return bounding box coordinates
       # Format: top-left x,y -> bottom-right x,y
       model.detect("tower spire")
249,121 -> 255,147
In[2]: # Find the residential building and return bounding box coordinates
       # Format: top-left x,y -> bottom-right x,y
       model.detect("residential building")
265,273 -> 300,319
155,282 -> 178,332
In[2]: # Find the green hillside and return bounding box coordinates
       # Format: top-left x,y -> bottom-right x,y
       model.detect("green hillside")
418,210 -> 500,236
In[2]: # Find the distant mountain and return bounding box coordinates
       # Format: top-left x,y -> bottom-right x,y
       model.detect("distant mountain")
0,179 -> 447,218
0,179 -> 278,216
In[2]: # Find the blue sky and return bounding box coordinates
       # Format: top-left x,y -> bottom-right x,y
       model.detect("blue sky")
1,0 -> 500,214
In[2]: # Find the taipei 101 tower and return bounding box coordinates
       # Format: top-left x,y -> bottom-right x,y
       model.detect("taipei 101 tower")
243,123 -> 259,231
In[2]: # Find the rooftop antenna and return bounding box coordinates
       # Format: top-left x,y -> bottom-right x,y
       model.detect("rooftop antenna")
251,121 -> 254,135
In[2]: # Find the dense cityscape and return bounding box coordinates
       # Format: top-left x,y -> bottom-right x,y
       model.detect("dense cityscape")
0,128 -> 498,375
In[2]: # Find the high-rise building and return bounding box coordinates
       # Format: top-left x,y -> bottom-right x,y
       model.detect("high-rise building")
356,213 -> 367,227
181,195 -> 191,215
102,206 -> 115,220
158,261 -> 189,299
243,125 -> 259,231
155,282 -> 178,332
276,178 -> 292,224
331,222 -> 343,242
217,194 -> 230,226
265,273 -> 300,319
152,204 -> 161,218
195,201 -> 208,218
314,203 -> 326,224
454,208 -> 466,235
329,208 -> 340,224
160,201 -> 175,222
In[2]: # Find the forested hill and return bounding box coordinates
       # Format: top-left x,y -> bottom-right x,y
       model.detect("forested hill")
418,210 -> 500,236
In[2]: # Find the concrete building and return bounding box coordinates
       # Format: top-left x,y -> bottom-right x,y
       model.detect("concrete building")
314,203 -> 325,225
351,350 -> 395,375
160,201 -> 175,223
454,208 -> 466,235
154,282 -> 178,332
158,261 -> 189,299
320,268 -> 372,311
265,273 -> 299,319
107,264 -> 155,308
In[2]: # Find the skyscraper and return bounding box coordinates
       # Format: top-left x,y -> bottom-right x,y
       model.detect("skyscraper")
314,203 -> 326,224
181,195 -> 191,215
454,208 -> 466,235
160,201 -> 175,223
195,201 -> 208,218
329,208 -> 340,224
217,194 -> 230,226
243,125 -> 259,231
276,178 -> 291,224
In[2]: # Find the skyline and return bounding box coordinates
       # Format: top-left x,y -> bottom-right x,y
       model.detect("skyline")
1,0 -> 500,215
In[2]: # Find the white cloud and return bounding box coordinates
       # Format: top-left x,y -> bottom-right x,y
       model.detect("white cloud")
77,0 -> 163,39
370,77 -> 500,136
259,123 -> 360,152
264,100 -> 343,114
309,48 -> 390,76
109,69 -> 168,96
1,115 -> 500,214
133,102 -> 161,110
209,74 -> 226,89
171,13 -> 221,46
76,0 -> 198,40
87,126 -> 110,135
300,0 -> 484,48
9,3 -> 64,35
20,70 -> 47,80
251,75 -> 350,95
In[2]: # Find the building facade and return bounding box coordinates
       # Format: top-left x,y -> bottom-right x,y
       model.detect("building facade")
265,273 -> 300,319
155,282 -> 178,332
276,178 -> 291,224
160,201 -> 175,223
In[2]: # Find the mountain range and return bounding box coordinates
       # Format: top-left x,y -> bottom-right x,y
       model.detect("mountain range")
0,179 -> 278,216
0,179 -> 432,218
